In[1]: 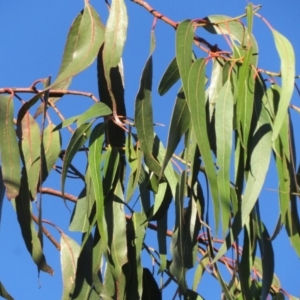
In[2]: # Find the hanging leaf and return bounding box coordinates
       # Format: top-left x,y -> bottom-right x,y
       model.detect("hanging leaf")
61,122 -> 92,197
176,20 -> 194,98
271,29 -> 295,141
215,80 -> 233,236
158,57 -> 180,95
161,87 -> 190,176
0,168 -> 5,224
135,32 -> 161,176
18,112 -> 40,199
61,234 -> 81,300
88,123 -> 106,249
41,123 -> 61,183
187,58 -> 220,232
13,172 -> 53,275
0,95 -> 21,200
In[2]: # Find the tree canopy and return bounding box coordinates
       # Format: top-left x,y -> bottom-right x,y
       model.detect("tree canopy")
0,1 -> 299,299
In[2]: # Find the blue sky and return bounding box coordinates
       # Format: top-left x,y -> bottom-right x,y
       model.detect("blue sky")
0,0 -> 300,299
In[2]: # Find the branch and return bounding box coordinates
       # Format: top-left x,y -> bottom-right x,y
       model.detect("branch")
0,87 -> 99,103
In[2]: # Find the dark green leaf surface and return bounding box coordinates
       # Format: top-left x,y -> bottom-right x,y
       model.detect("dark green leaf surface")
187,58 -> 220,231
158,57 -> 180,95
61,122 -> 92,197
271,29 -> 295,141
0,95 -> 21,199
215,80 -> 233,236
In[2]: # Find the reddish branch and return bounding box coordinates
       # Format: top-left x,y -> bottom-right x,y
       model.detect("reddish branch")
0,87 -> 99,103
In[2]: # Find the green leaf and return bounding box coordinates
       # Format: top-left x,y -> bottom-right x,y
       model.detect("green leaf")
61,122 -> 92,197
176,20 -> 194,99
161,88 -> 190,176
213,100 -> 272,262
0,281 -> 14,300
0,95 -> 21,199
41,123 -> 61,183
60,234 -> 81,300
192,254 -> 210,291
105,181 -> 128,279
13,172 -> 53,275
271,29 -> 295,141
157,213 -> 167,273
69,189 -> 89,232
18,112 -> 40,199
103,0 -> 128,69
187,58 -> 220,232
135,33 -> 161,176
53,116 -> 79,132
76,102 -> 112,127
258,223 -> 274,299
88,123 -> 106,248
158,57 -> 180,95
215,80 -> 233,236
53,3 -> 105,88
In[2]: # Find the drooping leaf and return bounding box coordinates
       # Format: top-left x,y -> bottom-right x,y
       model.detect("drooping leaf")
158,57 -> 180,95
103,0 -> 128,69
213,97 -> 272,262
161,88 -> 190,176
187,58 -> 220,232
192,253 -> 210,291
141,268 -> 162,300
18,112 -> 40,199
0,95 -> 21,199
61,234 -> 81,300
257,223 -> 274,299
61,122 -> 92,197
271,29 -> 295,141
104,181 -> 128,279
135,32 -> 161,176
13,172 -> 53,275
176,20 -> 194,99
215,80 -> 233,236
41,123 -> 61,183
88,123 -> 106,248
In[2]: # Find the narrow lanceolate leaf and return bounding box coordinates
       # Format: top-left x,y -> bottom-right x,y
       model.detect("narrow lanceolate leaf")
41,123 -> 61,183
176,20 -> 194,98
18,112 -> 40,199
53,3 -> 105,88
161,88 -> 190,176
158,57 -> 180,95
105,182 -> 128,279
103,0 -> 128,69
213,101 -> 272,262
13,173 -> 53,275
187,59 -> 220,231
76,102 -> 112,127
271,29 -> 295,141
88,123 -> 107,249
215,81 -> 233,236
61,234 -> 81,300
208,59 -> 223,121
0,95 -> 21,199
61,123 -> 92,196
241,103 -> 272,225
135,33 -> 161,176
258,223 -> 274,300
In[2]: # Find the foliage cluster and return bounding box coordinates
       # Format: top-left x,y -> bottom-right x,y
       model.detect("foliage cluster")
0,1 -> 299,299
